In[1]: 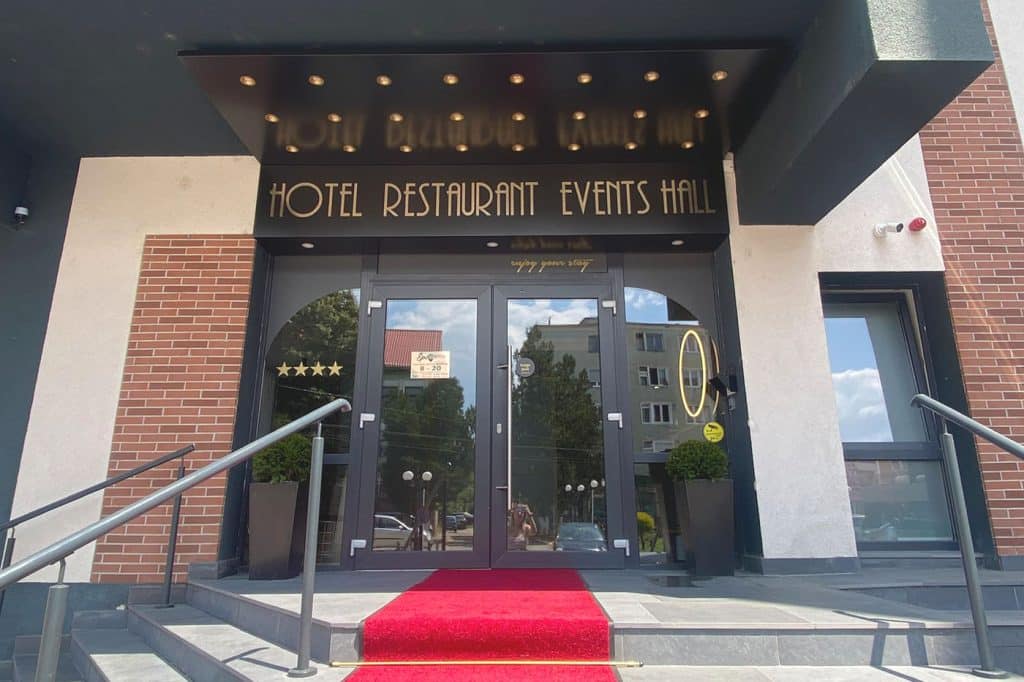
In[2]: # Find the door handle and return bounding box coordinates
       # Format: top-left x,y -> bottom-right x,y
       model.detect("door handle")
494,485 -> 509,491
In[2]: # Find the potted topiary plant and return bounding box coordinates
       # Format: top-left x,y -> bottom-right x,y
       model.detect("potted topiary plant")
666,439 -> 734,576
249,432 -> 311,579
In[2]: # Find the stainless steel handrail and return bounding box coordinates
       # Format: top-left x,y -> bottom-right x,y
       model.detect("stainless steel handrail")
0,398 -> 350,681
911,393 -> 1011,679
0,444 -> 195,618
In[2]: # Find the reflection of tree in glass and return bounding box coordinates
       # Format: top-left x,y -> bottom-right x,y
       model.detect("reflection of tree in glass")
378,378 -> 474,517
267,290 -> 359,452
512,325 -> 602,533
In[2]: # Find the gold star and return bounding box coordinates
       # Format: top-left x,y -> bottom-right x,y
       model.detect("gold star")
311,361 -> 325,376
327,362 -> 342,376
293,361 -> 308,376
276,362 -> 291,376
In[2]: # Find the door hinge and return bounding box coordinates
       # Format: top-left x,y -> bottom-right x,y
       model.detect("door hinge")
601,299 -> 617,315
350,539 -> 367,557
607,412 -> 623,429
359,413 -> 376,429
367,300 -> 383,316
613,538 -> 631,557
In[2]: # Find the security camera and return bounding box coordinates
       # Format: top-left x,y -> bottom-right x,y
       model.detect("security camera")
873,222 -> 903,238
13,206 -> 29,227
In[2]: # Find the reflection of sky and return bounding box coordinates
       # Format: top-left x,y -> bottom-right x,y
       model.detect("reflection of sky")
825,317 -> 892,442
387,300 -> 478,407
508,298 -> 597,351
624,287 -> 694,325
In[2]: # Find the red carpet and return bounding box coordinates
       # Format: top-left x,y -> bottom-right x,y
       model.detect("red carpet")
349,569 -> 616,681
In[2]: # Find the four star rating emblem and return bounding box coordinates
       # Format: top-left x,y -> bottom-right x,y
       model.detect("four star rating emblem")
275,360 -> 343,377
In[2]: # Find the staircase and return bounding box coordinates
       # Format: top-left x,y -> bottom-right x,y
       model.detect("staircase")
6,569 -> 1024,681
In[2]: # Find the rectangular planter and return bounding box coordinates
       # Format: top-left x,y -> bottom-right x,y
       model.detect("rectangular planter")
248,481 -> 306,580
673,479 -> 735,576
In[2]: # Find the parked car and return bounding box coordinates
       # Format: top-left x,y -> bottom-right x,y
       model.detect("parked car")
453,513 -> 469,529
554,522 -> 607,552
445,515 -> 459,531
373,513 -> 432,550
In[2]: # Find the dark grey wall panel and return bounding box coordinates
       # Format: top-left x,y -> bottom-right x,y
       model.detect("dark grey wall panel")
0,155 -> 79,525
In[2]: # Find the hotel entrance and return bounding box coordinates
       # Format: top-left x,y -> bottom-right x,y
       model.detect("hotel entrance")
349,278 -> 626,569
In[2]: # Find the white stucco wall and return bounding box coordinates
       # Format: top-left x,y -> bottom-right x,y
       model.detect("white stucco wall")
991,0 -> 1024,142
728,136 -> 943,562
11,156 -> 259,582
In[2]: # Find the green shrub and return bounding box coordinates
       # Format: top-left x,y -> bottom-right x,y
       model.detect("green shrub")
666,439 -> 729,481
252,433 -> 312,484
636,511 -> 655,536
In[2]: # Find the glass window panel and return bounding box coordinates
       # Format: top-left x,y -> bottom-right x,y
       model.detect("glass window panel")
624,286 -> 724,454
507,298 -> 607,552
371,299 -> 477,552
846,460 -> 954,543
823,300 -> 928,443
635,463 -> 672,565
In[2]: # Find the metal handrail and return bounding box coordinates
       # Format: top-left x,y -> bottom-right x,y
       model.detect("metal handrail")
911,393 -> 1011,679
0,444 -> 195,619
0,398 -> 350,681
0,444 -> 195,534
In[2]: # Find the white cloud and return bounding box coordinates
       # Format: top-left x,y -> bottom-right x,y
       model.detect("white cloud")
507,298 -> 598,350
831,368 -> 893,442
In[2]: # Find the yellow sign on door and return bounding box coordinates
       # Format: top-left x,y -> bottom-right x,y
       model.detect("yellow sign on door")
703,421 -> 725,443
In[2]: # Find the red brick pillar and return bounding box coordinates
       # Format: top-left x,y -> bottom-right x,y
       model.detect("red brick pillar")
918,0 -> 1024,564
91,235 -> 255,583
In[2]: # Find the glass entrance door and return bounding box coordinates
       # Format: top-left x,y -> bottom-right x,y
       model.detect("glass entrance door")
352,285 -> 492,569
352,282 -> 624,569
491,285 -> 625,568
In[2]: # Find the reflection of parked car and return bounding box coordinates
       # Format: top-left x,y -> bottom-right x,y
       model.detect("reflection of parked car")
373,514 -> 432,549
458,512 -> 473,527
445,515 -> 459,531
453,513 -> 468,529
554,522 -> 607,552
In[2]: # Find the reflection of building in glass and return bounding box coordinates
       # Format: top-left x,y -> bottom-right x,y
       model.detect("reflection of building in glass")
525,317 -> 719,455
382,329 -> 441,399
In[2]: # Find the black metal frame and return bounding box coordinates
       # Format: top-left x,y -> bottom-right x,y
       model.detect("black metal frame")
821,290 -> 957,552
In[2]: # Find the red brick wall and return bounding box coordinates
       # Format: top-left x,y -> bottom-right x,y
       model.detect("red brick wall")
918,1 -> 1024,560
91,235 -> 255,583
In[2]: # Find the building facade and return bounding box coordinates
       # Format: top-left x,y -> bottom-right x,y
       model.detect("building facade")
3,0 -> 1024,592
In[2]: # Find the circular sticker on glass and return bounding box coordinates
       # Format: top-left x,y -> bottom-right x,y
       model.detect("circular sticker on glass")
516,357 -> 535,378
703,421 -> 725,443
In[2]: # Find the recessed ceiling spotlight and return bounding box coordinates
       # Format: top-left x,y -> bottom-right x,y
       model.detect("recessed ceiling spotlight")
285,145 -> 299,153
239,75 -> 257,87
308,74 -> 325,86
376,74 -> 392,86
681,140 -> 695,149
572,111 -> 587,121
399,144 -> 412,153
264,113 -> 280,123
450,112 -> 465,122
389,112 -> 404,123
711,70 -> 729,82
342,144 -> 357,153
694,108 -> 710,119
511,112 -> 526,122
625,141 -> 638,150
568,143 -> 581,151
643,70 -> 660,82
486,241 -> 500,248
456,143 -> 469,152
577,72 -> 592,84
671,239 -> 685,246
327,113 -> 342,123
301,242 -> 315,249
442,73 -> 459,85
509,73 -> 525,85
512,143 -> 525,152
633,109 -> 647,119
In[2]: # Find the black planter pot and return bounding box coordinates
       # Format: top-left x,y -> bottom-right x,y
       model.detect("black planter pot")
672,479 -> 735,576
248,481 -> 308,580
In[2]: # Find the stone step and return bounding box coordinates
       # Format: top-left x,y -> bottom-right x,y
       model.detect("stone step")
617,665 -> 1010,680
186,579 -> 358,662
127,603 -> 324,681
11,652 -> 80,682
71,628 -> 186,682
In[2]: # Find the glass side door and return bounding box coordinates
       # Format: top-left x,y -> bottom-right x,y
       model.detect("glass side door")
491,284 -> 626,568
352,285 -> 492,569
